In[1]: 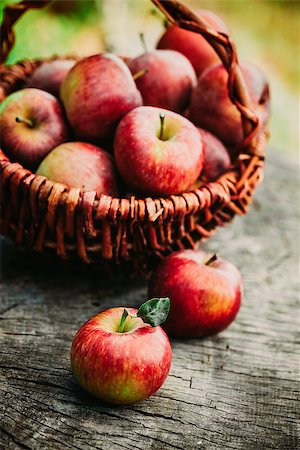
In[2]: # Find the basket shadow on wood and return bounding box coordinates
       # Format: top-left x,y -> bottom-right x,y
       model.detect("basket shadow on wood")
0,0 -> 269,271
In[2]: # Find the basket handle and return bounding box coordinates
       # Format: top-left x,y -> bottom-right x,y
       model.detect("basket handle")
0,0 -> 51,65
152,0 -> 261,153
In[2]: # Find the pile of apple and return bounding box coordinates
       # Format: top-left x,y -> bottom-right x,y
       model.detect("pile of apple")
0,10 -> 270,406
0,9 -> 270,200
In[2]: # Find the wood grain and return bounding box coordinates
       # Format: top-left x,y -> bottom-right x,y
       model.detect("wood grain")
0,152 -> 299,450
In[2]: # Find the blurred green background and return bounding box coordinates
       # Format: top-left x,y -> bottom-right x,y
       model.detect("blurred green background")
1,0 -> 299,157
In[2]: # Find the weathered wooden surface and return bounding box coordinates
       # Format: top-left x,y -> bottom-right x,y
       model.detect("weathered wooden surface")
0,151 -> 299,450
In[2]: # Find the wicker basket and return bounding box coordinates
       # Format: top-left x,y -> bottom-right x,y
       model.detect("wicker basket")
0,0 -> 269,270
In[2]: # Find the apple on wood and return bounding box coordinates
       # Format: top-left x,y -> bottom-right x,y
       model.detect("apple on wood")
157,9 -> 230,77
148,250 -> 243,338
25,59 -> 76,97
36,142 -> 118,197
128,49 -> 196,114
60,53 -> 143,141
71,298 -> 172,405
0,88 -> 68,169
114,106 -> 204,197
189,61 -> 271,153
198,128 -> 231,181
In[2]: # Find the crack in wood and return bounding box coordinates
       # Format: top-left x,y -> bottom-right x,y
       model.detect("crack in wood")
0,303 -> 20,316
0,427 -> 32,450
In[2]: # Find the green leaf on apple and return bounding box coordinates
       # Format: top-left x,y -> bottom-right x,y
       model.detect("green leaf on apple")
137,297 -> 170,327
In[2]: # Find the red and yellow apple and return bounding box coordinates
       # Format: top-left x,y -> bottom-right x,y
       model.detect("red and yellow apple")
70,298 -> 172,405
157,9 -> 230,77
189,61 -> 270,152
0,88 -> 68,169
25,59 -> 76,97
114,106 -> 204,197
128,49 -> 196,113
148,250 -> 243,338
36,142 -> 118,197
198,128 -> 231,181
60,53 -> 142,141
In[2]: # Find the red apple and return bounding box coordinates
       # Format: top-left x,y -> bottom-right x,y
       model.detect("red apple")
128,49 -> 196,113
114,106 -> 204,197
25,59 -> 76,97
60,53 -> 142,141
148,250 -> 243,338
36,142 -> 118,197
189,61 -> 271,152
198,128 -> 231,181
157,9 -> 230,77
71,298 -> 172,405
0,88 -> 68,169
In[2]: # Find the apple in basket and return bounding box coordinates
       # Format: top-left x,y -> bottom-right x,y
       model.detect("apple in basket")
60,53 -> 142,141
148,250 -> 243,338
25,59 -> 76,97
128,49 -> 196,113
198,128 -> 231,181
157,9 -> 230,77
36,142 -> 118,197
71,298 -> 172,405
189,61 -> 271,153
0,88 -> 68,169
114,106 -> 204,197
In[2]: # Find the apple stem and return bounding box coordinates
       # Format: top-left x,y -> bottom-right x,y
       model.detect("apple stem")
204,254 -> 218,266
117,298 -> 170,333
139,32 -> 148,53
118,309 -> 129,333
133,68 -> 148,81
15,116 -> 34,128
159,113 -> 165,140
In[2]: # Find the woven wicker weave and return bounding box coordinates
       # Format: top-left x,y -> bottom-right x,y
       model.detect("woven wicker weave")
0,0 -> 269,270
